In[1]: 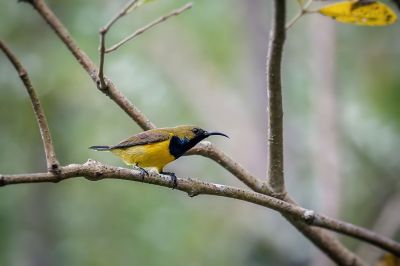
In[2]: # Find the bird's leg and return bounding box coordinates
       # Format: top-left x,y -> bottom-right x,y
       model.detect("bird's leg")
134,164 -> 148,182
161,171 -> 178,189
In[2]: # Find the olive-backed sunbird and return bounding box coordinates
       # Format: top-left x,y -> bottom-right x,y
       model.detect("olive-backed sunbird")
89,125 -> 228,185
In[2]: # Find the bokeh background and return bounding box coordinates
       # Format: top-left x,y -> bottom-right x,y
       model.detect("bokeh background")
1,1 -> 400,265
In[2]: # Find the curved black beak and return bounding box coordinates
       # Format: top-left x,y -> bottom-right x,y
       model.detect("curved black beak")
204,131 -> 229,138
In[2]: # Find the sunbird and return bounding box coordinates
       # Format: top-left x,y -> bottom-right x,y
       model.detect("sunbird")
89,125 -> 228,187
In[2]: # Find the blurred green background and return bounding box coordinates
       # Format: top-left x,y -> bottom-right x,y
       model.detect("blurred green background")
1,1 -> 400,265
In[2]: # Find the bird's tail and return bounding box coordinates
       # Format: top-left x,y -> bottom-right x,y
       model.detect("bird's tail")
89,145 -> 111,151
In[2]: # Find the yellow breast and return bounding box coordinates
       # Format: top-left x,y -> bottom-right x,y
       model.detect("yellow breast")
110,139 -> 175,172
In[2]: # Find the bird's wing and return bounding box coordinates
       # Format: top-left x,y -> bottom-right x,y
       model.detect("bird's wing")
111,130 -> 171,149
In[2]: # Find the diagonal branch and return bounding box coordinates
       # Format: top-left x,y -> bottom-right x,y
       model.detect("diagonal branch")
285,214 -> 363,265
0,40 -> 59,173
1,160 -> 399,259
266,0 -> 286,194
103,0 -> 140,33
21,0 -> 156,130
105,3 -> 193,53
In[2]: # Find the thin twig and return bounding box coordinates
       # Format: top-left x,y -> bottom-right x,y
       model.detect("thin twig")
266,0 -> 286,194
97,0 -> 140,91
103,0 -> 140,33
286,0 -> 313,30
105,3 -> 193,53
1,160 -> 399,258
0,40 -> 60,173
97,33 -> 108,90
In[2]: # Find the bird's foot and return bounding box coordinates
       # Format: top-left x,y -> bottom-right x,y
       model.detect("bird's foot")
161,171 -> 178,189
134,165 -> 149,182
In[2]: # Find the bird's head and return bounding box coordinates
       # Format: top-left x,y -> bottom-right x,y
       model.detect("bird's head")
169,125 -> 229,158
174,125 -> 228,141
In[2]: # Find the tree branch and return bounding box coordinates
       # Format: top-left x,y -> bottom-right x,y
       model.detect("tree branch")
105,3 -> 193,53
266,0 -> 286,194
1,160 -> 399,258
264,1 -> 367,264
98,32 -> 108,90
311,214 -> 400,257
282,195 -> 366,266
188,145 -> 367,265
0,40 -> 59,173
357,192 -> 400,262
21,0 -> 155,130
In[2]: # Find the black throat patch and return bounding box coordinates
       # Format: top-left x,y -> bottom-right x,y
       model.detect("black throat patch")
169,135 -> 204,158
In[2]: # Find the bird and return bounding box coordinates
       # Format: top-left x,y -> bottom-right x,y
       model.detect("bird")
89,125 -> 228,187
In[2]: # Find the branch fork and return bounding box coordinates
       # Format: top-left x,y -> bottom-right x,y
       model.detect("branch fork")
286,0 -> 313,30
96,0 -> 192,94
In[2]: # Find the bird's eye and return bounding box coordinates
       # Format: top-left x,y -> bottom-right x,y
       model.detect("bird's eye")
192,128 -> 199,134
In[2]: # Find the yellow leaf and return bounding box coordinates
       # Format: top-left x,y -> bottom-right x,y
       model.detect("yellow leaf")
319,0 -> 397,26
376,253 -> 400,266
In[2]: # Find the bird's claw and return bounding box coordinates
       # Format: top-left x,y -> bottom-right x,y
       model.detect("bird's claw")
161,172 -> 178,189
135,166 -> 149,182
